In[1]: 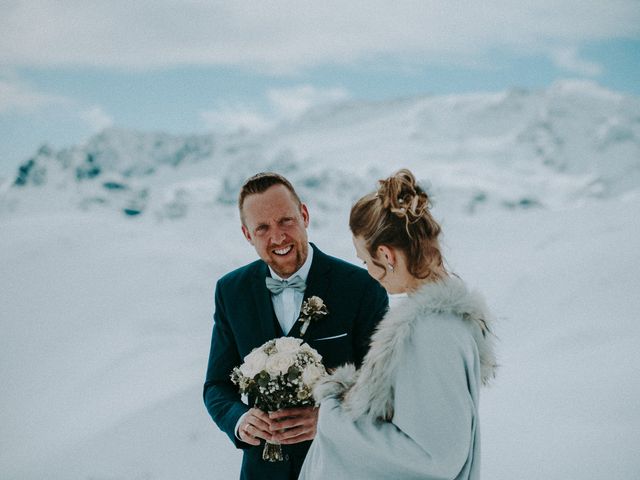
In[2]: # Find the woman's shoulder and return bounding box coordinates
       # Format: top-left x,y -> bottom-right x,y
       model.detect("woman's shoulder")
412,309 -> 478,355
407,280 -> 497,385
407,277 -> 492,338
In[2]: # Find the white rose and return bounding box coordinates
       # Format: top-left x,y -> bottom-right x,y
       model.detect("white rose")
308,296 -> 324,309
265,352 -> 296,377
275,336 -> 302,354
301,364 -> 325,386
241,349 -> 268,378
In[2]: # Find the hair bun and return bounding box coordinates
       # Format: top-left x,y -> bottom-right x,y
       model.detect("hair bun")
377,169 -> 429,222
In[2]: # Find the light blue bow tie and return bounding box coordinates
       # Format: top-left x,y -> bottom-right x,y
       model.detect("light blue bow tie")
265,275 -> 306,295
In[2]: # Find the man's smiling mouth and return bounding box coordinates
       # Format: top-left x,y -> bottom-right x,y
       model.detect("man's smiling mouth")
273,245 -> 293,256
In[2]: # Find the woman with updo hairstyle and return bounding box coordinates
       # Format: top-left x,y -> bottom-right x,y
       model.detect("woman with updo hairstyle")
300,169 -> 497,480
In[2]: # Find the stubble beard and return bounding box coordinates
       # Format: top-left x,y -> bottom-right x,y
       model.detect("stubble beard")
269,242 -> 308,278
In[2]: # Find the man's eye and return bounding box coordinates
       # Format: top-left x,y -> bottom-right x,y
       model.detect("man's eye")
281,218 -> 295,226
255,226 -> 268,235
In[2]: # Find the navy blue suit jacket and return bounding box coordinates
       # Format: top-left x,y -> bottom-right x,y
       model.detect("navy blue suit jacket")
203,244 -> 388,479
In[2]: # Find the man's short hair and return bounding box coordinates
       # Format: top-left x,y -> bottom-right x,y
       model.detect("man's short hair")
238,172 -> 302,223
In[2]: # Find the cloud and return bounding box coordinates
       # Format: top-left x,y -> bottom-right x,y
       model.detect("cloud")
200,105 -> 273,133
550,47 -> 603,76
0,76 -> 69,113
267,85 -> 349,119
80,106 -> 114,132
200,85 -> 351,133
1,1 -> 638,72
0,74 -> 112,130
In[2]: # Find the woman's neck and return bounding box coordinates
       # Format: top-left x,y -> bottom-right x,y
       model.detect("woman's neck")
405,267 -> 449,293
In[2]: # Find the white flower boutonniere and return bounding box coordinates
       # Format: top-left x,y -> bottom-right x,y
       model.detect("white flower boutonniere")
298,296 -> 329,336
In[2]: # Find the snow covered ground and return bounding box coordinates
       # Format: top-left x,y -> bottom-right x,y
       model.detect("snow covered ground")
1,82 -> 639,478
1,196 -> 639,479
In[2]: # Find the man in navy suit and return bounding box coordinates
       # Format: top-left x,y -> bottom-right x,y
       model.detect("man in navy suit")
203,172 -> 388,479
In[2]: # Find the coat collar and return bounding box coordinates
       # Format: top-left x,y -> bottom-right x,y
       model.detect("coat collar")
338,276 -> 497,421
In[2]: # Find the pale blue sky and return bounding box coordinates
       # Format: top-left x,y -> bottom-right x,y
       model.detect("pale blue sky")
1,1 -> 639,176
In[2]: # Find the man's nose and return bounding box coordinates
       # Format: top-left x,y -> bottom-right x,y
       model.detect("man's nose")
270,228 -> 286,245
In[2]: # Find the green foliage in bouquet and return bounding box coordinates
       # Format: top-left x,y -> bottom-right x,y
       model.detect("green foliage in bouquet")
231,337 -> 326,412
231,337 -> 327,461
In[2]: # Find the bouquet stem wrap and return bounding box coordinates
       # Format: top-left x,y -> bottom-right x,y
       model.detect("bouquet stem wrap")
262,440 -> 284,462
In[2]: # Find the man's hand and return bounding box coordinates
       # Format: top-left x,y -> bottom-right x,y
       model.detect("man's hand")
238,408 -> 274,446
269,406 -> 319,445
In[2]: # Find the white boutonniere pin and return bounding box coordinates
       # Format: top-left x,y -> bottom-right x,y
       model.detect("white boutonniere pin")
298,296 -> 329,336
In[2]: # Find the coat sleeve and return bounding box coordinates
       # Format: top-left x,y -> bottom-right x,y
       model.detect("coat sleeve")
351,279 -> 388,367
316,317 -> 476,479
202,280 -> 251,449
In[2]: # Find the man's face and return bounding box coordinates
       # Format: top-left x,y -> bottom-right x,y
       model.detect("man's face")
241,184 -> 310,279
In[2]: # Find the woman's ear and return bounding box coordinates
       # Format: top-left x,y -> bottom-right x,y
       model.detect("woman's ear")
377,245 -> 396,265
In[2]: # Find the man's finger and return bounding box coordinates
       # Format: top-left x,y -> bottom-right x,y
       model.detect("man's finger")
245,421 -> 274,441
251,408 -> 272,423
246,408 -> 277,433
272,425 -> 304,439
239,424 -> 261,446
270,416 -> 310,430
248,413 -> 272,432
278,429 -> 316,445
268,406 -> 312,420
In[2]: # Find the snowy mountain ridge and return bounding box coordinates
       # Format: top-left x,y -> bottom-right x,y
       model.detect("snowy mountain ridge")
2,80 -> 639,219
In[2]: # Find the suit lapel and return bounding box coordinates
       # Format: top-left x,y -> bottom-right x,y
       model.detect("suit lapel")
290,244 -> 330,338
251,263 -> 279,341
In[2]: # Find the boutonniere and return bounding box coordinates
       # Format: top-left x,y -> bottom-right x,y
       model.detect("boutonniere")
298,296 -> 329,336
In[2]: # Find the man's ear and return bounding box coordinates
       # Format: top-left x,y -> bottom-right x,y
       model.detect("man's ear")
241,225 -> 254,245
300,203 -> 310,228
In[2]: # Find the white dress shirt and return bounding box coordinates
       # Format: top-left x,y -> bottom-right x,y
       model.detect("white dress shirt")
268,244 -> 313,335
235,244 -> 313,439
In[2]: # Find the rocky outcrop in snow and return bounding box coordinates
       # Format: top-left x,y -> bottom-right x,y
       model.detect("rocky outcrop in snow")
3,81 -> 639,219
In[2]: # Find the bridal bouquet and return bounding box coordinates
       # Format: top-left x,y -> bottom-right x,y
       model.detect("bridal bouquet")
231,337 -> 327,461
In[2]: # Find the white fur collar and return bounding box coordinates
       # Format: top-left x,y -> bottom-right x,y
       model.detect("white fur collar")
314,276 -> 497,421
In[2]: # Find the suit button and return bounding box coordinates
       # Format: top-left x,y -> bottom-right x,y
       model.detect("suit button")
284,454 -> 290,461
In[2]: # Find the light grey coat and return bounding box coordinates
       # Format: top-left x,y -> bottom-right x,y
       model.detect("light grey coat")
299,277 -> 497,480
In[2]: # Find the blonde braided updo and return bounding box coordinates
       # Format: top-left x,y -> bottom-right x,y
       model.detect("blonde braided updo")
349,169 -> 444,280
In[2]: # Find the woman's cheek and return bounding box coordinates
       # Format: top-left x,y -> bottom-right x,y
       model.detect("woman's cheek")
368,265 -> 385,282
